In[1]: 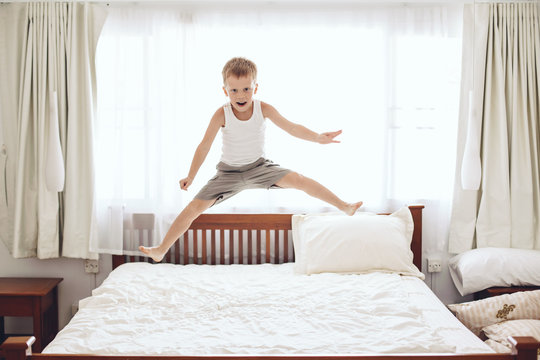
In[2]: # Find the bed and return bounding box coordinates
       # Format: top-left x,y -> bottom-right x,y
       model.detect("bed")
2,205 -> 539,360
447,247 -> 540,356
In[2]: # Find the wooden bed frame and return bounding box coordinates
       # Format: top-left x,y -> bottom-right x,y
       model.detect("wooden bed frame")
113,206 -> 424,270
2,205 -> 540,360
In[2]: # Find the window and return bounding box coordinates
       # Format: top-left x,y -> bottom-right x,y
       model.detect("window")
94,3 -> 462,253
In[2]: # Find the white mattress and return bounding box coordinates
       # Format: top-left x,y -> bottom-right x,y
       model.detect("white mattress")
44,263 -> 493,356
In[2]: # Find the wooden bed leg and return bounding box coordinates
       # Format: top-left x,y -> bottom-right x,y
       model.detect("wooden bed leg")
1,336 -> 34,360
509,336 -> 540,360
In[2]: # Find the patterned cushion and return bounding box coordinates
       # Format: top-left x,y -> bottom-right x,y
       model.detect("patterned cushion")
482,319 -> 540,359
447,290 -> 540,336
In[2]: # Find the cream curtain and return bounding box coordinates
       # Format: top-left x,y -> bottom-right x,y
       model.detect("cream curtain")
449,2 -> 540,253
0,2 -> 107,259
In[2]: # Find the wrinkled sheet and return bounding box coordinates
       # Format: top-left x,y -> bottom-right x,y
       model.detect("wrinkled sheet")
44,263 -> 493,356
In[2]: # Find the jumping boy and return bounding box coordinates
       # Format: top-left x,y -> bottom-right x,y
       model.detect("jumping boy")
140,57 -> 362,262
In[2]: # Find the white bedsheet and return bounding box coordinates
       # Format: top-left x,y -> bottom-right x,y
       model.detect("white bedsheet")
44,263 -> 493,356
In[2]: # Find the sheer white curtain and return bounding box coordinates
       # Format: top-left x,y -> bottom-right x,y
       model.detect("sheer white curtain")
92,3 -> 462,255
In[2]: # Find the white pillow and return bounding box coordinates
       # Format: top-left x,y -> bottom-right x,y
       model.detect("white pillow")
291,206 -> 424,278
449,247 -> 540,296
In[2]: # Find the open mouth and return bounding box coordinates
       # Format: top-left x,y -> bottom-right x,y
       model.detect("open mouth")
236,102 -> 247,107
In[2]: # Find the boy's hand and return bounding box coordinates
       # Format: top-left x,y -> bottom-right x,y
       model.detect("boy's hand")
179,177 -> 193,191
317,130 -> 342,144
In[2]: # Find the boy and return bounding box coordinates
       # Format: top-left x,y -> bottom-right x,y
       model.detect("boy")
140,57 -> 362,262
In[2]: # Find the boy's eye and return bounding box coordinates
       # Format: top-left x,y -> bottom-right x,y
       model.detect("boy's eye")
230,89 -> 238,93
243,88 -> 250,92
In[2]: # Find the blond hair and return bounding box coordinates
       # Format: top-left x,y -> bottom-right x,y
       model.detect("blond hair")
222,57 -> 257,85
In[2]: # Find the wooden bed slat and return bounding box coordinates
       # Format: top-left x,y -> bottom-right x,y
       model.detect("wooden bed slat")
265,229 -> 271,264
175,237 -> 180,265
248,230 -> 253,265
202,230 -> 207,265
211,230 -> 216,265
184,235 -> 189,265
239,230 -> 244,264
284,230 -> 289,263
193,230 -> 198,265
230,230 -> 234,264
220,229 -> 225,265
256,229 -> 261,264
274,230 -> 281,264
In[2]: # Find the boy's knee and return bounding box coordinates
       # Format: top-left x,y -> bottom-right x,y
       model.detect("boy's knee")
186,199 -> 213,217
281,171 -> 304,188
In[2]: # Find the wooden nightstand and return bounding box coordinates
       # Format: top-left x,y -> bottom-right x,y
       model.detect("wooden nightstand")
0,278 -> 62,353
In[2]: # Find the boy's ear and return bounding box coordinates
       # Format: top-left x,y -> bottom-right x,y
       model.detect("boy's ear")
254,83 -> 258,94
222,86 -> 228,96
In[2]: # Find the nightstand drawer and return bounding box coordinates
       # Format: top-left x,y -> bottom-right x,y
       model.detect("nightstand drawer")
0,296 -> 33,316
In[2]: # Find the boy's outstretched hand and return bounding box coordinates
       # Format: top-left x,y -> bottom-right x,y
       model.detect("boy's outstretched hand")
317,130 -> 342,144
179,177 -> 193,190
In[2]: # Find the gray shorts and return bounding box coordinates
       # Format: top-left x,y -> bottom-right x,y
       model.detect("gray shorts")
195,158 -> 291,206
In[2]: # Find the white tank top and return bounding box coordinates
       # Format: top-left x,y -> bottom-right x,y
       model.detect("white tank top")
220,99 -> 266,166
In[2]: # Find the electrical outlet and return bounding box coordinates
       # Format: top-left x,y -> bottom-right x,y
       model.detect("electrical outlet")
84,259 -> 99,274
427,258 -> 442,273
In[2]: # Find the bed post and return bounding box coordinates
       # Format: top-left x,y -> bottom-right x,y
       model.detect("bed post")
509,336 -> 540,360
1,336 -> 34,360
408,204 -> 424,271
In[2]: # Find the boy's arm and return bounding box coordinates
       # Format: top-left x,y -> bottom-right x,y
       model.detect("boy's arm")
261,102 -> 341,144
180,108 -> 225,190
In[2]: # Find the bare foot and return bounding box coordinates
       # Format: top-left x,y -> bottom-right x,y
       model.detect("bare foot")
342,201 -> 363,216
139,245 -> 165,262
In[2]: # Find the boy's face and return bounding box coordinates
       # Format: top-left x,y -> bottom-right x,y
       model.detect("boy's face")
223,75 -> 258,113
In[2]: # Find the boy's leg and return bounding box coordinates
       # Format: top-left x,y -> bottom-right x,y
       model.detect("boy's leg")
139,198 -> 216,262
274,172 -> 362,216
